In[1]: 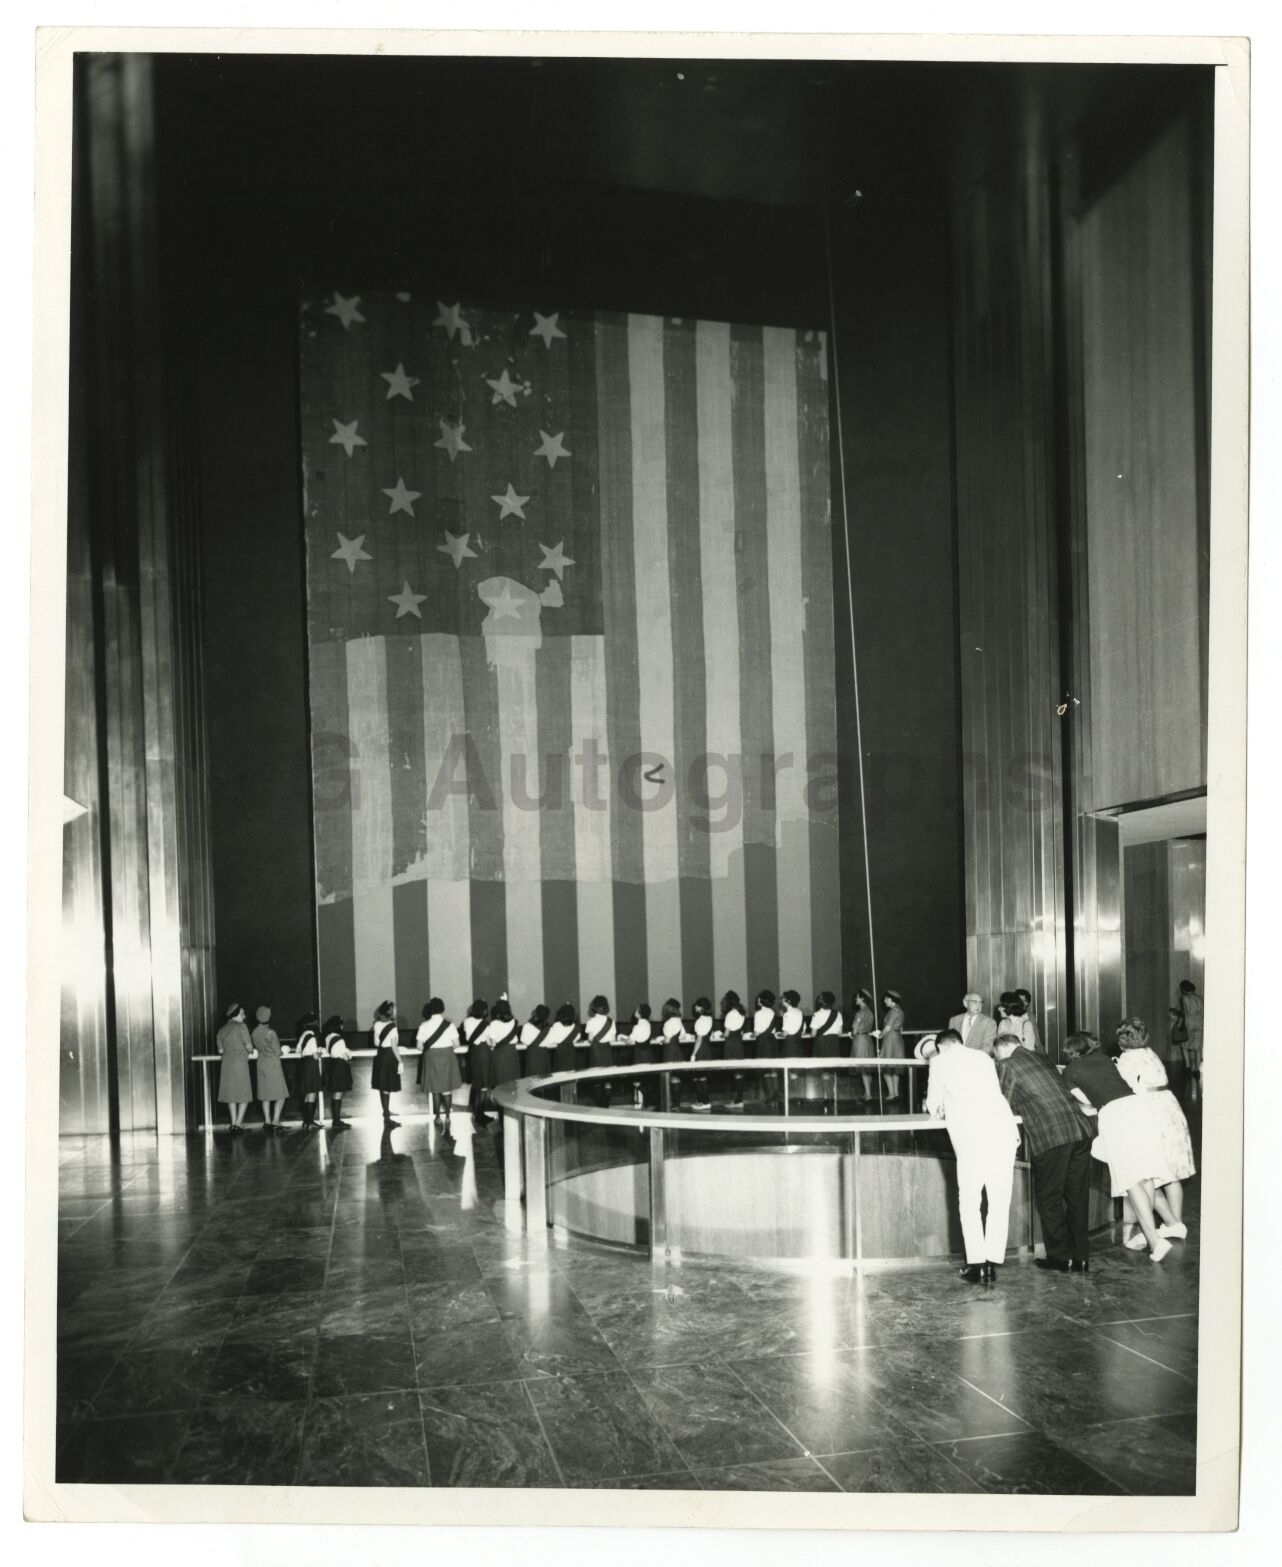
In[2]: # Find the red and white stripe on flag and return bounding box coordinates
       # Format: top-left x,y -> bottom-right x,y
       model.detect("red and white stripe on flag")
301,295 -> 840,1028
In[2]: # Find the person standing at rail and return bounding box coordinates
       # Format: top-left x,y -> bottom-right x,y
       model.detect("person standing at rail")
549,1003 -> 580,1074
879,989 -> 906,1102
690,996 -> 715,1110
850,987 -> 877,1099
252,1005 -> 289,1133
584,995 -> 616,1106
809,990 -> 844,1056
994,1032 -> 1095,1273
417,998 -> 463,1123
215,1002 -> 253,1132
925,1027 -> 1020,1284
322,1014 -> 353,1128
294,1012 -> 324,1132
370,999 -> 402,1126
720,991 -> 748,1108
521,1003 -> 555,1078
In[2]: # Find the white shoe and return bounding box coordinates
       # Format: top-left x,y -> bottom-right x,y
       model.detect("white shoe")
1149,1238 -> 1173,1263
1158,1222 -> 1188,1240
1123,1231 -> 1149,1250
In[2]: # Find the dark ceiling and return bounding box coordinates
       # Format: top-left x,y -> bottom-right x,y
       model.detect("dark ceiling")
153,53 -> 1209,215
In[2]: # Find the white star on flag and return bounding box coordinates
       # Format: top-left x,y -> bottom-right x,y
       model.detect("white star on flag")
324,292 -> 366,330
389,580 -> 427,619
486,368 -> 522,407
491,484 -> 531,520
533,430 -> 571,468
537,539 -> 575,579
438,530 -> 478,569
380,363 -> 419,401
331,532 -> 372,573
434,420 -> 473,463
328,418 -> 367,457
382,477 -> 422,516
486,583 -> 525,622
529,311 -> 567,347
433,301 -> 473,344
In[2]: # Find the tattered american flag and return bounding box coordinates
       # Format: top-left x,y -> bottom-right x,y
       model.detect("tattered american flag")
301,291 -> 841,1027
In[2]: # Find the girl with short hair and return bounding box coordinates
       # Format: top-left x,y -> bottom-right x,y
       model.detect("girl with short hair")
370,1000 -> 402,1125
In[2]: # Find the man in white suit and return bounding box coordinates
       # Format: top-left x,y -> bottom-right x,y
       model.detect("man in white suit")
925,1027 -> 1020,1283
947,992 -> 998,1055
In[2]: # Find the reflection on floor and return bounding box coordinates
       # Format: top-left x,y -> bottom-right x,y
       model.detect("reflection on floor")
55,1101 -> 1200,1494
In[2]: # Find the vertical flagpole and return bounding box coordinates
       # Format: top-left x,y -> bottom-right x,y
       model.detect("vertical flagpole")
823,200 -> 879,1013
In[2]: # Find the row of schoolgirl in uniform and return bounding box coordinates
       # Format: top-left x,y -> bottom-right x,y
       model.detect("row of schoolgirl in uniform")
401,986 -> 910,1124
214,1003 -> 357,1131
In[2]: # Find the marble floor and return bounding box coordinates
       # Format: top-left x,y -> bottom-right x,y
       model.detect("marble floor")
54,1104 -> 1200,1494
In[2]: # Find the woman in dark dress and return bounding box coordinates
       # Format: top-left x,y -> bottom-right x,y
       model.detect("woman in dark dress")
521,1004 -> 554,1077
550,1003 -> 580,1075
880,989 -> 906,1102
370,999 -> 402,1125
417,998 -> 464,1122
850,987 -> 877,1099
322,1014 -> 353,1128
294,1011 -> 324,1131
216,1003 -> 253,1131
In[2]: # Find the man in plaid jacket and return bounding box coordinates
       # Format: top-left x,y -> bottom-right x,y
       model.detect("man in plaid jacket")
995,1033 -> 1097,1273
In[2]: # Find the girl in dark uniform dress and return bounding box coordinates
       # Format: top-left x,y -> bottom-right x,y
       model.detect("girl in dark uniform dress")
779,990 -> 806,1055
690,996 -> 715,1109
720,990 -> 747,1108
294,1012 -> 324,1131
628,1003 -> 658,1108
486,999 -> 522,1099
753,990 -> 782,1109
659,998 -> 687,1107
880,989 -> 906,1103
216,1003 -> 253,1131
322,1014 -> 353,1128
521,1004 -> 554,1077
809,991 -> 845,1054
850,988 -> 877,1100
252,1006 -> 289,1132
462,999 -> 490,1121
370,1000 -> 402,1124
584,995 -> 615,1107
550,1003 -> 580,1074
417,998 -> 463,1122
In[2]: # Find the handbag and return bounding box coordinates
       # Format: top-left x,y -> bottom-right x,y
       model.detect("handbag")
1170,1008 -> 1188,1047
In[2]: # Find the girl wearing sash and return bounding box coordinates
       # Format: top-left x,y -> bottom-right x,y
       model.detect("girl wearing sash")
549,1003 -> 580,1075
690,997 -> 715,1110
370,1000 -> 402,1124
659,997 -> 687,1107
880,989 -> 906,1102
850,987 -> 877,1099
485,999 -> 522,1097
753,990 -> 781,1059
584,995 -> 616,1107
521,1004 -> 554,1077
720,990 -> 747,1108
779,990 -> 806,1055
215,1003 -> 253,1132
628,1003 -> 657,1108
294,1012 -> 324,1131
252,1006 -> 288,1133
809,991 -> 845,1056
322,1014 -> 353,1128
460,999 -> 488,1090
461,1000 -> 490,1122
417,998 -> 463,1122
